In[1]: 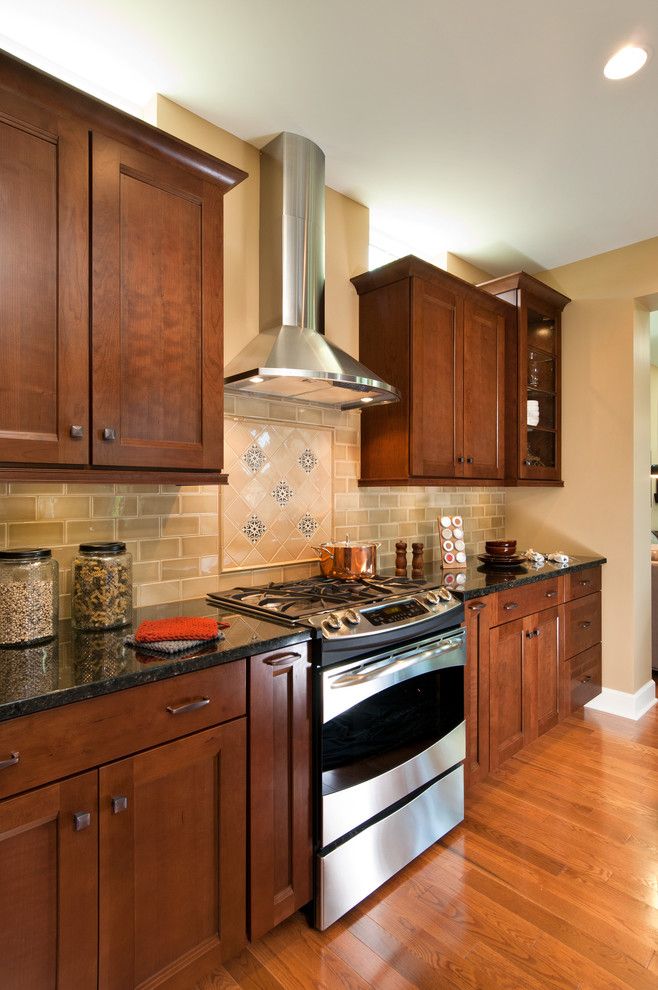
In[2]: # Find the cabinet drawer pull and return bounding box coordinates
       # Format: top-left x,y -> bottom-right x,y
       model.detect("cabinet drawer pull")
166,697 -> 210,715
503,602 -> 519,611
102,427 -> 117,442
0,752 -> 19,771
111,795 -> 129,815
578,579 -> 591,587
263,651 -> 302,667
580,674 -> 593,683
466,456 -> 474,464
578,620 -> 592,630
545,590 -> 557,598
525,629 -> 540,639
73,811 -> 91,832
69,424 -> 84,439
468,603 -> 486,612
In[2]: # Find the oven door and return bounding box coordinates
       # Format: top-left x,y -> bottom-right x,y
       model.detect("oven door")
320,626 -> 465,848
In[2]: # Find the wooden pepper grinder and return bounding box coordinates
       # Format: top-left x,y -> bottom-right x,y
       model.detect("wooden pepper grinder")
395,541 -> 408,576
412,542 -> 424,579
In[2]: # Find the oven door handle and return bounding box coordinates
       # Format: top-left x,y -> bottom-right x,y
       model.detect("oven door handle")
330,640 -> 461,688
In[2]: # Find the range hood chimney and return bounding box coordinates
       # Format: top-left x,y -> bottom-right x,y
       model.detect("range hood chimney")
224,132 -> 400,410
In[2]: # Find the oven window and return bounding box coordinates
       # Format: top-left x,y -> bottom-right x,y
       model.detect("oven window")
322,665 -> 464,783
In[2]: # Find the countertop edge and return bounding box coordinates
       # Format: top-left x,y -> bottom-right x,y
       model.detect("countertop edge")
459,556 -> 607,600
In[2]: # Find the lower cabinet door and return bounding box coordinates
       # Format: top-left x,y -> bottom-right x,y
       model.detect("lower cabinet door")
98,720 -> 246,990
249,646 -> 312,940
489,617 -> 526,771
0,771 -> 98,990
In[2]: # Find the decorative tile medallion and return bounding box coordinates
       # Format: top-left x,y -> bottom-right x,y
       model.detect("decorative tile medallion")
298,513 -> 318,538
271,479 -> 294,507
242,514 -> 267,544
242,442 -> 266,473
299,448 -> 318,473
223,418 -> 333,571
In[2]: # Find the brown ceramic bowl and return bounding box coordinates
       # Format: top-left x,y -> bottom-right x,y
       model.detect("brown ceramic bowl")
485,540 -> 517,557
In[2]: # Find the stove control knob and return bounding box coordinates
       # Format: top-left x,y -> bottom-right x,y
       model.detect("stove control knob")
425,591 -> 440,605
324,612 -> 342,631
438,587 -> 452,602
344,609 -> 361,626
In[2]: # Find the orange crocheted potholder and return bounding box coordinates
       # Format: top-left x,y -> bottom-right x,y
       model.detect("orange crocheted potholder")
135,617 -> 224,643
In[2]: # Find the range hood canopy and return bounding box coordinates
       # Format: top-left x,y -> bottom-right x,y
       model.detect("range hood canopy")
224,132 -> 399,410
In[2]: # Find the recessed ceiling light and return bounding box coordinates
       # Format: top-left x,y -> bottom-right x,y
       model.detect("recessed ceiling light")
604,44 -> 649,80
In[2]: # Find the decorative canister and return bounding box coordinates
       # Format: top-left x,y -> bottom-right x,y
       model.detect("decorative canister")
0,548 -> 59,646
72,542 -> 133,631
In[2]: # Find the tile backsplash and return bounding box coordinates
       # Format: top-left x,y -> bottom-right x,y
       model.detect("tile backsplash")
0,394 -> 506,613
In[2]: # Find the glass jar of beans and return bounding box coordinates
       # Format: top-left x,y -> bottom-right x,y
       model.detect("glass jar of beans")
0,548 -> 59,646
72,542 -> 133,631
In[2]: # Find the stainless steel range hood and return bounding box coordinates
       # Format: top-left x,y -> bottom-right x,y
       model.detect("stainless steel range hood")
224,132 -> 400,410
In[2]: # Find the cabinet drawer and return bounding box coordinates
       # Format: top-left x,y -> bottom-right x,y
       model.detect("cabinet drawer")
562,593 -> 601,660
493,578 -> 560,625
0,660 -> 246,800
569,644 -> 602,710
566,567 -> 601,601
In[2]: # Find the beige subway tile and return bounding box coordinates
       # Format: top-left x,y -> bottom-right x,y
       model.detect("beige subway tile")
0,484 -> 6,496
0,523 -> 6,547
65,518 -> 116,544
367,509 -> 390,525
59,593 -> 71,620
379,494 -> 400,508
358,494 -> 380,509
132,560 -> 161,584
93,495 -> 138,518
297,406 -> 323,425
181,535 -> 219,557
199,514 -> 219,536
124,540 -> 139,558
213,571 -> 254,592
51,546 -> 75,570
336,429 -> 359,445
321,409 -> 342,427
139,538 -> 180,562
137,581 -> 182,607
139,494 -> 181,516
9,482 -> 64,494
179,494 -> 218,515
59,569 -> 71,594
180,576 -> 216,599
159,485 -> 184,494
162,556 -> 201,580
334,492 -> 360,510
0,496 -> 37,521
117,517 -> 159,540
66,483 -> 115,494
200,554 -> 219,576
408,508 -> 427,523
346,509 -> 369,526
177,486 -> 200,494
116,484 -> 159,494
161,515 -> 200,537
235,396 -> 270,418
8,520 -> 64,547
37,495 -> 90,520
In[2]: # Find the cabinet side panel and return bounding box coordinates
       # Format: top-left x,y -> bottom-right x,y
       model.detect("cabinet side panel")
358,279 -> 410,481
463,300 -> 505,478
489,619 -> 525,770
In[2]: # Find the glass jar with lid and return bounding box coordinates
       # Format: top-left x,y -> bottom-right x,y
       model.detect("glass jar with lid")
72,542 -> 133,631
0,548 -> 59,646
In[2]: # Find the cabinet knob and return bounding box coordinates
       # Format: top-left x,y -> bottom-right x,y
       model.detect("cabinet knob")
545,590 -> 557,598
503,602 -> 519,611
578,579 -> 591,587
466,457 -> 474,464
456,456 -> 465,464
111,795 -> 128,815
102,427 -> 117,442
69,425 -> 84,439
580,674 -> 592,683
73,811 -> 92,832
578,620 -> 592,630
524,458 -> 532,466
468,603 -> 486,612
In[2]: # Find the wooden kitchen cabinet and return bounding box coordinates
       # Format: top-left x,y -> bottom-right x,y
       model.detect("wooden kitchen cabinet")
0,771 -> 98,990
99,721 -> 246,989
249,644 -> 312,940
478,271 -> 570,486
464,598 -> 491,789
0,50 -> 246,484
351,256 -> 510,485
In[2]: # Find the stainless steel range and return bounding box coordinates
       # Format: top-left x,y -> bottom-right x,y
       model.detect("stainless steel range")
208,574 -> 465,929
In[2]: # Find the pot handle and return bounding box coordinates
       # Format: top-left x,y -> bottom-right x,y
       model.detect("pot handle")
313,546 -> 334,559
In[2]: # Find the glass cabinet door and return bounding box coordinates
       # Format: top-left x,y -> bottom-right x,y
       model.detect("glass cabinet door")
521,300 -> 561,481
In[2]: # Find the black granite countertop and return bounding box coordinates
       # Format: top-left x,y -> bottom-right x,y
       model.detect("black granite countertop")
0,598 -> 312,723
425,553 -> 607,600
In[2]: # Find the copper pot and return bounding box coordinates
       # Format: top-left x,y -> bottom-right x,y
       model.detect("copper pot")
314,539 -> 380,580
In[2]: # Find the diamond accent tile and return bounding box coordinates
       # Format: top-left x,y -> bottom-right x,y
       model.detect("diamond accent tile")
298,513 -> 318,538
224,417 -> 333,571
242,443 -> 265,473
298,448 -> 318,473
271,479 -> 294,507
242,514 -> 267,544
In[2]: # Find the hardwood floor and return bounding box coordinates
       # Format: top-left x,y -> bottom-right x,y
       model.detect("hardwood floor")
198,699 -> 658,989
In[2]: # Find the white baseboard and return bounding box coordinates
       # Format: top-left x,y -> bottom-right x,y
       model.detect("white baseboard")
585,679 -> 657,721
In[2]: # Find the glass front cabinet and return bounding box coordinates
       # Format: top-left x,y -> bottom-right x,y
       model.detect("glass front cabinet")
478,272 -> 570,485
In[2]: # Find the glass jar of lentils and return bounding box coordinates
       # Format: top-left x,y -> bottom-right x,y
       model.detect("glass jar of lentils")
72,542 -> 133,631
0,548 -> 59,646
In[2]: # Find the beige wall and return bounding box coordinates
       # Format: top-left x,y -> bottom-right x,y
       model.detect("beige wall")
445,252 -> 493,285
507,240 -> 657,695
650,364 -> 658,531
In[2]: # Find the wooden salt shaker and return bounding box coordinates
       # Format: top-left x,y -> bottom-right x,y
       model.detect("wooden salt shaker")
412,542 -> 424,579
395,541 -> 408,576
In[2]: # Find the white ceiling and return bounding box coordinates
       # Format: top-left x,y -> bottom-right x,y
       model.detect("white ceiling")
1,0 -> 657,275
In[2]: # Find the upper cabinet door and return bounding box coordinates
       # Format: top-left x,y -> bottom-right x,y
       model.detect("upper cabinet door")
410,277 -> 463,478
91,133 -> 224,471
0,91 -> 89,464
462,298 -> 505,479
